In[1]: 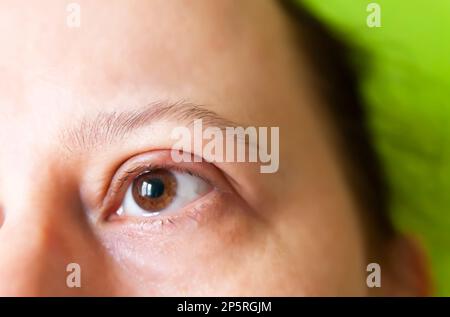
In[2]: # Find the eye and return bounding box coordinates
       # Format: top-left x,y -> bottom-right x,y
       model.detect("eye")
118,169 -> 211,217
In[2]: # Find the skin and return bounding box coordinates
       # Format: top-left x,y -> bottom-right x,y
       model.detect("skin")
0,0 -> 430,296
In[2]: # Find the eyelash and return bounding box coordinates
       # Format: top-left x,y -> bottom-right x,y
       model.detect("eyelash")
98,153 -> 216,225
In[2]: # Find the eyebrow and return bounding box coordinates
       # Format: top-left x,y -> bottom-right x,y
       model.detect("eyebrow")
60,100 -> 240,152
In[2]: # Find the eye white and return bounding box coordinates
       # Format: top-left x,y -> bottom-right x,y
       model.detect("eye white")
118,171 -> 210,217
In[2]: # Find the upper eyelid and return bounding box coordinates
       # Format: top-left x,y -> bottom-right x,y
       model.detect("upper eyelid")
113,165 -> 152,195
100,162 -> 161,213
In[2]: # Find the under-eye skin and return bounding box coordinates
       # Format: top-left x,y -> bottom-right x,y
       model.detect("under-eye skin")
98,150 -> 234,227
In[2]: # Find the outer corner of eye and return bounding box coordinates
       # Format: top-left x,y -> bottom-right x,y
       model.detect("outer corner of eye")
116,168 -> 211,219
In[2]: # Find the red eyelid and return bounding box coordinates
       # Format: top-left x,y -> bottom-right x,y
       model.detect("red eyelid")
99,150 -> 232,220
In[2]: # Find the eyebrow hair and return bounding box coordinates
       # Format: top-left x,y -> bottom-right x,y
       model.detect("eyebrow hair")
60,100 -> 239,152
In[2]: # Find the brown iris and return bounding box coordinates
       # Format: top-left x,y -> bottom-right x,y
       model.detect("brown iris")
131,169 -> 177,212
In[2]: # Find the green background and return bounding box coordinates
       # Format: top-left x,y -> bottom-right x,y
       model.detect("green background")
300,0 -> 450,295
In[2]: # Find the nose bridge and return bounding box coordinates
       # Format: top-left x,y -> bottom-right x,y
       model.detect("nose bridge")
0,158 -> 113,295
0,216 -> 70,295
0,154 -> 81,229
0,205 -> 3,228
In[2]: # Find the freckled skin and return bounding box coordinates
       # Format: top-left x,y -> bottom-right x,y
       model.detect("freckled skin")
0,0 -> 428,296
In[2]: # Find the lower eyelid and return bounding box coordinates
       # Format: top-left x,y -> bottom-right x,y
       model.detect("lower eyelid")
102,187 -> 221,231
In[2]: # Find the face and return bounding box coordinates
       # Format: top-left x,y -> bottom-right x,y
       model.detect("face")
0,0 -> 427,296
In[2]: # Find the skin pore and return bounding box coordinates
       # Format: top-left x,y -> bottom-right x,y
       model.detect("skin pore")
0,0 -> 430,295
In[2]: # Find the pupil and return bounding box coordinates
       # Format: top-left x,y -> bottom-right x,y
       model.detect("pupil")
140,178 -> 165,199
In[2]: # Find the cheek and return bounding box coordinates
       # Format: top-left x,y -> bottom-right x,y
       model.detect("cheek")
267,191 -> 369,296
95,192 -> 262,296
94,181 -> 367,296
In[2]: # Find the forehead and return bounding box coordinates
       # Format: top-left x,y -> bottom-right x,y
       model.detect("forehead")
0,0 -> 296,110
0,0 -> 318,166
